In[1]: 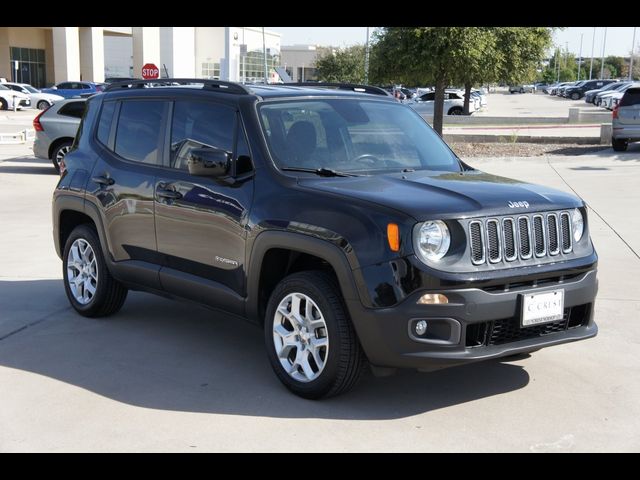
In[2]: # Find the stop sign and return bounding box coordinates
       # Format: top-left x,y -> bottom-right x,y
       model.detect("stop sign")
141,63 -> 159,80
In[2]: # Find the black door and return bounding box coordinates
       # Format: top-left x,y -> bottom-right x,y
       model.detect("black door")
88,98 -> 170,289
154,99 -> 254,314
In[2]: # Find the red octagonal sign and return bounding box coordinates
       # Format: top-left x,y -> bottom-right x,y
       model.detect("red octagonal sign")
141,63 -> 159,80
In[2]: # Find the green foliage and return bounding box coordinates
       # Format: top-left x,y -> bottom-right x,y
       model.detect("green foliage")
369,27 -> 553,134
315,45 -> 366,84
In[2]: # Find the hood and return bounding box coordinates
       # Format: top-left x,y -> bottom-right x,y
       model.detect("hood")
297,170 -> 581,220
36,92 -> 65,101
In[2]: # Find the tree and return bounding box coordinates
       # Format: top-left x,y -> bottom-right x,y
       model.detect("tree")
315,45 -> 366,84
370,27 -> 553,135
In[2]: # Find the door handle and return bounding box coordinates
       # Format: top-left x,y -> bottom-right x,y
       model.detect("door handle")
156,188 -> 182,200
92,175 -> 114,186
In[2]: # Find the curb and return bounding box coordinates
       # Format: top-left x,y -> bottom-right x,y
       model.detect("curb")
443,134 -> 601,145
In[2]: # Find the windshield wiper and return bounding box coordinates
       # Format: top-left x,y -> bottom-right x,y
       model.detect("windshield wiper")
281,167 -> 359,177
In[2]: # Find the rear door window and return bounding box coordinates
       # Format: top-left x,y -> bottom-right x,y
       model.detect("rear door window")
114,100 -> 167,165
620,89 -> 640,107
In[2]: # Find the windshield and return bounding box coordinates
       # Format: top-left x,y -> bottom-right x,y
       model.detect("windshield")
258,99 -> 461,175
22,84 -> 39,93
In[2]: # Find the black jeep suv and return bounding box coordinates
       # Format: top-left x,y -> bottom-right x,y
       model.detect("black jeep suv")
53,79 -> 598,399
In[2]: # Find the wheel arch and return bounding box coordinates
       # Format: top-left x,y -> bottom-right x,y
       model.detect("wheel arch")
246,231 -> 363,324
48,137 -> 75,160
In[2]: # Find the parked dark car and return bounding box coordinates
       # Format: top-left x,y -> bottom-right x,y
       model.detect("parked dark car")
585,81 -> 624,104
53,79 -> 598,399
564,79 -> 617,100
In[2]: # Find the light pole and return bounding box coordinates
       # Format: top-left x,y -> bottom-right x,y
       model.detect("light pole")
630,27 -> 637,81
556,47 -> 561,83
600,27 -> 607,79
364,26 -> 370,84
589,27 -> 596,80
577,33 -> 584,81
262,27 -> 268,84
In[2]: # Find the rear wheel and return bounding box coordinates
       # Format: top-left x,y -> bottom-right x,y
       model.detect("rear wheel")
62,224 -> 128,317
37,100 -> 50,110
0,98 -> 7,110
51,140 -> 73,173
448,106 -> 463,115
571,92 -> 580,100
519,88 -> 525,94
612,138 -> 628,152
264,271 -> 365,399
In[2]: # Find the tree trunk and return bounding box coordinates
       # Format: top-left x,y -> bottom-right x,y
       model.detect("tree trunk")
433,78 -> 446,136
463,82 -> 472,115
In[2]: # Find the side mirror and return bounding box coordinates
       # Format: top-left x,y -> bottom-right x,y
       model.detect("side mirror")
187,148 -> 230,178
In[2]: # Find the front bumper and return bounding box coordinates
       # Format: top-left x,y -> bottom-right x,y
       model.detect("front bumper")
347,269 -> 598,371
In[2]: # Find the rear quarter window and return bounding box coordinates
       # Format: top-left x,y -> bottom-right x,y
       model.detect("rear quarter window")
620,89 -> 640,107
58,101 -> 86,118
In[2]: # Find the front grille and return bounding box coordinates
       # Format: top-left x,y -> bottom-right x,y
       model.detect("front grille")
468,211 -> 574,266
465,304 -> 591,347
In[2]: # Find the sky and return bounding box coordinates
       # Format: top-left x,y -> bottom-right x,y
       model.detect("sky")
269,27 -> 639,57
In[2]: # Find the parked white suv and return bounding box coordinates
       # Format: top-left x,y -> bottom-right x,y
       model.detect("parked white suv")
409,89 -> 476,116
0,83 -> 31,110
3,82 -> 64,110
612,84 -> 640,152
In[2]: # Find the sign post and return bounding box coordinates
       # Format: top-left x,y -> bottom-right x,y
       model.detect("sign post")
141,63 -> 160,80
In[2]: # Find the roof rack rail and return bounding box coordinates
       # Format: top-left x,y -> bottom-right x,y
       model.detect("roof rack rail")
104,78 -> 251,95
290,82 -> 391,97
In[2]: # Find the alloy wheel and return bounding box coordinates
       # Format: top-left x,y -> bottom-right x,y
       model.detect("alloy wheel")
66,238 -> 98,305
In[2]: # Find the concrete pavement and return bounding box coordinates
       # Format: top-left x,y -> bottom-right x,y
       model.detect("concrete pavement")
0,143 -> 639,452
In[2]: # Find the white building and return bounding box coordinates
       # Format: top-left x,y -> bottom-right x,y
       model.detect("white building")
0,27 -> 281,87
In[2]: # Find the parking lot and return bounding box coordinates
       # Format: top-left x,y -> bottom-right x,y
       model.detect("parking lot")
476,89 -> 604,117
1,98 -> 640,452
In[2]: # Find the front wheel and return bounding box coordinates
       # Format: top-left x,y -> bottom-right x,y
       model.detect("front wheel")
264,271 -> 365,399
520,88 -> 525,94
0,98 -> 7,110
63,224 -> 128,317
37,100 -> 50,110
571,92 -> 580,100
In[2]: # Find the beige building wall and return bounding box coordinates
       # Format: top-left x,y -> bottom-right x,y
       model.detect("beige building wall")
0,27 -> 48,82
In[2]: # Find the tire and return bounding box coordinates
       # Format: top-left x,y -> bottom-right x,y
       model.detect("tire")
62,224 -> 128,317
519,88 -> 525,94
571,92 -> 580,100
510,90 -> 515,94
0,98 -> 7,110
264,271 -> 365,399
37,100 -> 50,110
51,140 -> 73,173
448,106 -> 463,115
612,138 -> 628,152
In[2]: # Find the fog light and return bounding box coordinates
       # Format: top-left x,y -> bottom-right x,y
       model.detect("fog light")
415,320 -> 428,336
417,294 -> 449,305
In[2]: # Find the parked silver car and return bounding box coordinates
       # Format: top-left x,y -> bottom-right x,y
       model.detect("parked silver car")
33,98 -> 85,172
612,84 -> 640,152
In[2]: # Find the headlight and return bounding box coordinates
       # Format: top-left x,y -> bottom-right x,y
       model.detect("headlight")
571,208 -> 584,242
414,220 -> 451,262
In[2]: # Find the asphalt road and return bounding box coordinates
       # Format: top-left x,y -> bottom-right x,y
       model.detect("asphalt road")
1,144 -> 639,452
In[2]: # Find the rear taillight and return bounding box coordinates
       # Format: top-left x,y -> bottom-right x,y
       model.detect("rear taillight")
612,104 -> 619,120
33,110 -> 45,131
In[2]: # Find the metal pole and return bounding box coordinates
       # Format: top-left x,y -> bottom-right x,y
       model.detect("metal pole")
630,27 -> 637,81
556,48 -> 561,82
364,26 -> 370,84
262,27 -> 268,84
242,27 -> 245,84
589,27 -> 596,80
600,27 -> 607,79
577,33 -> 583,81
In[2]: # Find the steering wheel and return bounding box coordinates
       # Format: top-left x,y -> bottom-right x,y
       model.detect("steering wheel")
352,154 -> 383,167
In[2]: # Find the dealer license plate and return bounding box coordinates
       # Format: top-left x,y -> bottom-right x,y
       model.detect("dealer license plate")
521,290 -> 564,327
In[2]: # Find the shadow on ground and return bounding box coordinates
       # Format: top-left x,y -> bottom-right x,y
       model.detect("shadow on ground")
0,279 -> 530,420
0,155 -> 56,175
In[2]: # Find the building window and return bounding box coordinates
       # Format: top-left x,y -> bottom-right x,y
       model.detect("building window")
9,47 -> 46,88
201,62 -> 220,79
240,50 -> 280,83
